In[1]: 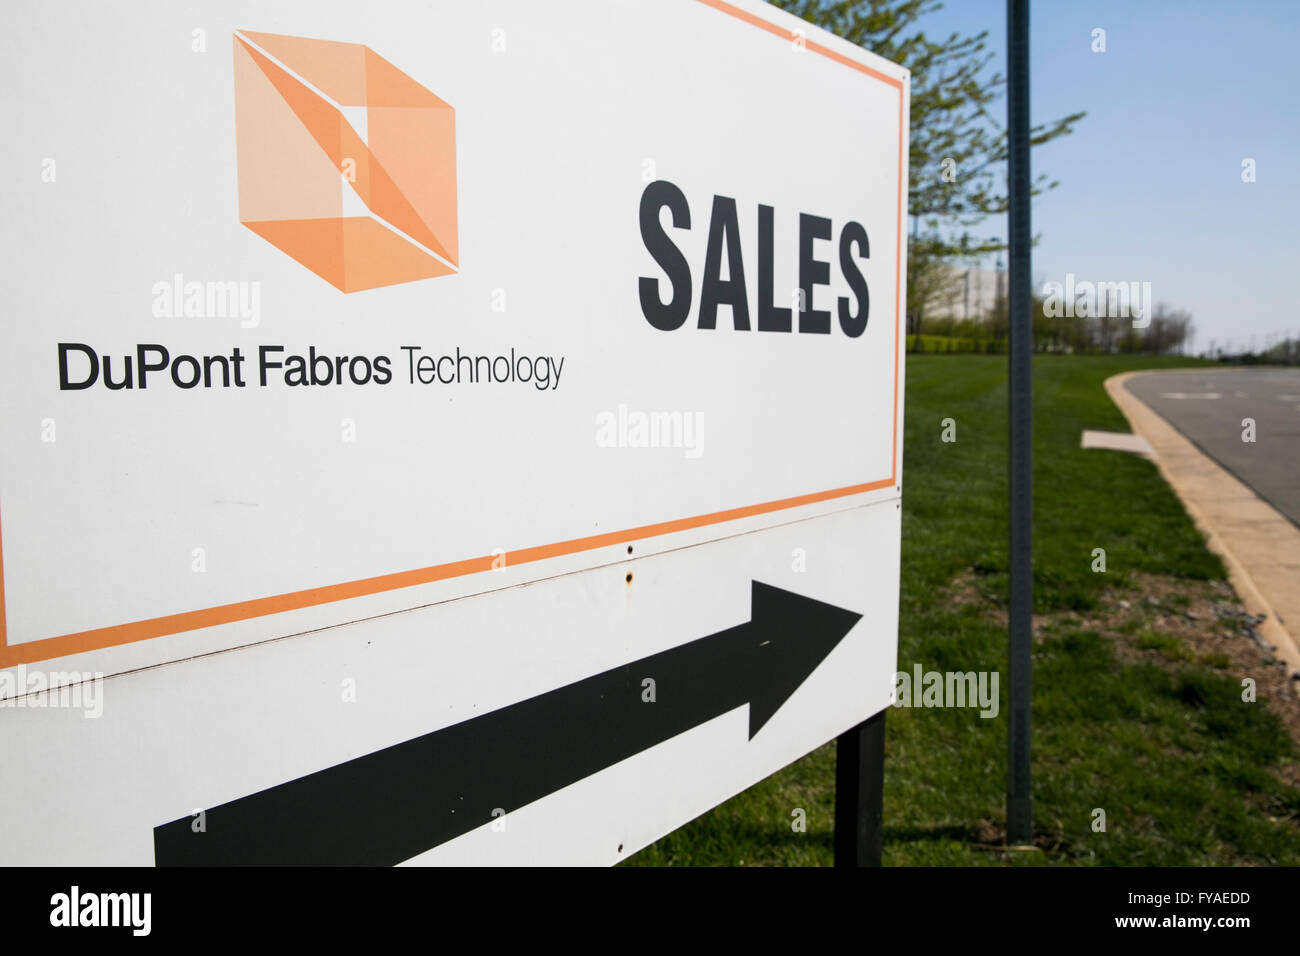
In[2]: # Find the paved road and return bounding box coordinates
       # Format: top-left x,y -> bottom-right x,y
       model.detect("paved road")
1125,368 -> 1300,527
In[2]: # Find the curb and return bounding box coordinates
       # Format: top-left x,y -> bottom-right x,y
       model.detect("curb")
1105,370 -> 1300,681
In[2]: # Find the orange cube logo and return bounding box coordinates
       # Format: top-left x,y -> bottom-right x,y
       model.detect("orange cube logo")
232,31 -> 457,293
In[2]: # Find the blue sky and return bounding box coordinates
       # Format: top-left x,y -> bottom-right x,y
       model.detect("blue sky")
912,0 -> 1299,351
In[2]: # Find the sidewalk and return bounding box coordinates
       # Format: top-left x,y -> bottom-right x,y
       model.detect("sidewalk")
1106,371 -> 1300,682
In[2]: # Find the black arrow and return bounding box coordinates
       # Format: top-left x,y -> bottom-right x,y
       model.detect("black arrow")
153,581 -> 860,865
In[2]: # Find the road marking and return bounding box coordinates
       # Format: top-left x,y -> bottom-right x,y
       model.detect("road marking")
1159,392 -> 1221,400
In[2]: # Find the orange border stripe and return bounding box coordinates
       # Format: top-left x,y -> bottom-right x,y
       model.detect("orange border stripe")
0,1 -> 907,668
695,0 -> 904,89
893,87 -> 905,482
0,479 -> 894,667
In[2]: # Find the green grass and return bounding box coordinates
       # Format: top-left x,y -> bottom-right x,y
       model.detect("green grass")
1135,630 -> 1191,661
627,354 -> 1300,866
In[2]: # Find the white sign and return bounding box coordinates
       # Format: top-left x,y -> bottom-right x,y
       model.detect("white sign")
0,0 -> 907,865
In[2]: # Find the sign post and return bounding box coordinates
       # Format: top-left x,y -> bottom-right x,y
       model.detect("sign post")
1006,0 -> 1035,846
834,710 -> 886,866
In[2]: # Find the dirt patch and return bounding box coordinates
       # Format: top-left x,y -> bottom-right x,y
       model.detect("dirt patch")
946,568 -> 1053,636
942,568 -> 1300,773
1092,573 -> 1299,722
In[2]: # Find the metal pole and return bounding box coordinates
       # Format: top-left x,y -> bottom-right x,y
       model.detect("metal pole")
834,709 -> 885,866
1006,0 -> 1034,846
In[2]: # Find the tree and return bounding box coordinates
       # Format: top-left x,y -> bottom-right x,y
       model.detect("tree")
907,234 -> 966,346
770,0 -> 1084,347
1141,304 -> 1193,356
